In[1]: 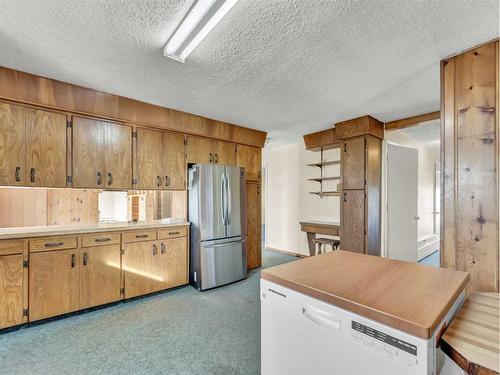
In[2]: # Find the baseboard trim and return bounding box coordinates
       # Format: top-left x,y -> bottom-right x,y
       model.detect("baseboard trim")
266,247 -> 308,258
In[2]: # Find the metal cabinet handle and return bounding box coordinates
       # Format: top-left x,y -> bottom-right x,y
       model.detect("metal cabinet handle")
165,176 -> 169,187
160,243 -> 166,254
95,237 -> 111,242
169,231 -> 180,236
30,168 -> 36,183
215,153 -> 219,163
96,171 -> 102,185
15,166 -> 21,182
71,254 -> 76,268
83,252 -> 88,266
344,143 -> 347,153
45,241 -> 64,248
156,175 -> 162,187
135,234 -> 148,239
108,172 -> 113,186
152,244 -> 158,256
209,152 -> 213,163
343,192 -> 347,202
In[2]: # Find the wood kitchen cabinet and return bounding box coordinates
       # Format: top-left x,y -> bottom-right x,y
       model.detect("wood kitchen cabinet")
246,182 -> 262,269
136,128 -> 162,189
340,189 -> 365,253
122,240 -> 160,298
0,254 -> 25,329
72,116 -> 132,189
342,137 -> 365,190
186,136 -> 235,165
159,237 -> 188,289
29,248 -> 79,321
0,102 -> 67,187
236,145 -> 261,181
161,131 -> 186,189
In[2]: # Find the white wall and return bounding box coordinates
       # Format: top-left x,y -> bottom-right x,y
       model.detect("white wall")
263,143 -> 340,256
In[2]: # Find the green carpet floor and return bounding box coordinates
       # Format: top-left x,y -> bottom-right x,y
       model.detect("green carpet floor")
0,249 -> 297,375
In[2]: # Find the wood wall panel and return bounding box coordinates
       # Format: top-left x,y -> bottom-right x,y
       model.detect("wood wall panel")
0,66 -> 266,147
0,188 -> 47,227
47,189 -> 98,225
441,40 -> 499,292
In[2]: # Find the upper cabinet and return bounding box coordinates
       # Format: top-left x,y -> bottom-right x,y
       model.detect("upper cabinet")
236,145 -> 261,181
0,102 -> 67,187
342,137 -> 365,190
186,136 -> 236,166
72,116 -> 132,189
161,132 -> 185,189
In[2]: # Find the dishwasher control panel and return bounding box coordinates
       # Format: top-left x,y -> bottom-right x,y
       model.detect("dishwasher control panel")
351,321 -> 417,357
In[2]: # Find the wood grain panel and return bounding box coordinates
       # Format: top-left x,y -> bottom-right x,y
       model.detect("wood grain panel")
29,249 -> 79,321
136,128 -> 162,189
365,136 -> 382,256
342,137 -> 365,190
246,182 -> 262,269
0,188 -> 47,227
161,131 -> 185,189
47,189 -> 98,225
341,189 -> 365,252
122,240 -> 159,298
25,109 -> 67,187
385,111 -> 440,131
186,136 -> 212,164
104,121 -> 132,189
29,236 -> 77,253
335,115 -> 384,140
236,145 -> 261,181
213,140 -> 236,165
0,66 -> 267,147
0,254 -> 24,329
455,42 -> 498,292
303,127 -> 341,151
122,230 -> 157,244
0,102 -> 25,185
81,232 -> 121,248
0,239 -> 27,256
158,226 -> 188,240
72,116 -> 105,188
79,244 -> 121,309
160,237 -> 188,289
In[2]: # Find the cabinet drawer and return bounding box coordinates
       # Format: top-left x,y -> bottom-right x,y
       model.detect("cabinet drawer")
158,227 -> 188,239
122,230 -> 157,243
29,236 -> 77,253
81,232 -> 121,248
0,239 -> 27,256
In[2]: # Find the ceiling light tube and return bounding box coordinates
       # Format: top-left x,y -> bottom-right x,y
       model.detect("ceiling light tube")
164,0 -> 239,62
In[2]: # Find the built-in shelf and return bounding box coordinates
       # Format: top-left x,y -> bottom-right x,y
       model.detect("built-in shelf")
307,160 -> 341,167
308,176 -> 341,182
309,191 -> 341,197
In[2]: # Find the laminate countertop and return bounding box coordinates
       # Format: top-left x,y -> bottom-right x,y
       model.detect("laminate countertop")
261,251 -> 469,339
0,220 -> 190,240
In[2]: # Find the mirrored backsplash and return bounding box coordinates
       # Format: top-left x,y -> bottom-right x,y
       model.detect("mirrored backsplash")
0,187 -> 187,228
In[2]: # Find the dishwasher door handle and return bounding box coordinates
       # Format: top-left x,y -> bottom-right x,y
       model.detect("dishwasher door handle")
302,307 -> 341,330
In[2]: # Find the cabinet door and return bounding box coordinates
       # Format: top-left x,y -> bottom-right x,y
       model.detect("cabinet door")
29,249 -> 79,321
213,140 -> 236,166
0,103 -> 25,186
0,254 -> 24,329
136,128 -> 162,189
123,240 -> 160,298
104,121 -> 132,189
158,237 -> 187,290
186,136 -> 212,164
79,244 -> 121,309
342,137 -> 365,190
25,109 -> 67,187
340,190 -> 365,253
236,145 -> 261,181
162,132 -> 185,189
72,116 -> 105,188
246,182 -> 262,269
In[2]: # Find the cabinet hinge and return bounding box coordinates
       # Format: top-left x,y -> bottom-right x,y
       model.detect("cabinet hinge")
120,288 -> 125,295
23,260 -> 29,268
23,309 -> 29,317
184,139 -> 188,146
66,119 -> 72,128
66,175 -> 73,183
120,249 -> 125,255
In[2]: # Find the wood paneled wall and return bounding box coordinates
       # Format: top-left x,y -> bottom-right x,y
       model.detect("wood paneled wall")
441,40 -> 499,292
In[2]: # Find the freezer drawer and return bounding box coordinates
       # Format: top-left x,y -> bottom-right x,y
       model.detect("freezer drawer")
196,237 -> 247,290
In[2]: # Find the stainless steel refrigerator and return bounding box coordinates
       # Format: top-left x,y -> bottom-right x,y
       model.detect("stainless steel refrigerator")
188,164 -> 247,290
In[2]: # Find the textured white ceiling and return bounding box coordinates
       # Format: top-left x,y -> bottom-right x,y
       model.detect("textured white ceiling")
0,0 -> 498,147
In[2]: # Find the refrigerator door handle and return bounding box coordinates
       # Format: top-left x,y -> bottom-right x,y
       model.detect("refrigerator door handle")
220,172 -> 226,225
226,172 -> 231,225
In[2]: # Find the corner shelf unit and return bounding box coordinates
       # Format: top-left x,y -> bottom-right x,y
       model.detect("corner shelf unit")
307,147 -> 341,197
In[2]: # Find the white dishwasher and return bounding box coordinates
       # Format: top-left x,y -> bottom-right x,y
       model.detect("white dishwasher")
261,279 -> 464,375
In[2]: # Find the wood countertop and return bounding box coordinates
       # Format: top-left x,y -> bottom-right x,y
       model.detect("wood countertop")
0,220 -> 190,240
261,251 -> 469,339
441,293 -> 499,374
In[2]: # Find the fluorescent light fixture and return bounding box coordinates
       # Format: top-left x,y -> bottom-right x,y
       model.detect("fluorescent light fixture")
164,0 -> 239,62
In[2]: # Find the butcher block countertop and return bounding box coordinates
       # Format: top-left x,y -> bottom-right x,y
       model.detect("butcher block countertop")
261,251 -> 469,339
0,220 -> 190,240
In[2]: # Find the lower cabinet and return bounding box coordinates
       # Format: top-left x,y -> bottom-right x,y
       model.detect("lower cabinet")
0,254 -> 25,329
161,237 -> 188,289
340,189 -> 365,252
29,249 -> 79,321
122,240 -> 159,299
246,182 -> 262,269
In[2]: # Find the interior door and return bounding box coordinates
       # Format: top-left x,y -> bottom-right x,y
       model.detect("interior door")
162,131 -> 185,189
0,102 -> 25,186
198,164 -> 226,241
72,116 -> 105,188
25,109 -> 67,187
246,181 -> 262,269
0,254 -> 24,329
387,144 -> 418,262
340,190 -> 365,252
136,128 -> 162,189
104,121 -> 132,189
79,244 -> 121,309
29,249 -> 79,321
225,166 -> 243,238
342,137 -> 365,190
123,240 -> 160,298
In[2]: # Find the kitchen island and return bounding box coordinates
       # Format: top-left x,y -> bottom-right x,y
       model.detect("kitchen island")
261,250 -> 469,375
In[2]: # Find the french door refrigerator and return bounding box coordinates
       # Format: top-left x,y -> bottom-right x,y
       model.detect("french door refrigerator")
188,164 -> 247,290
